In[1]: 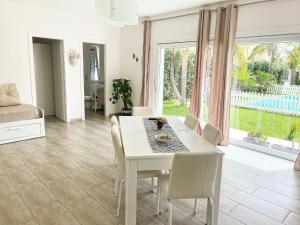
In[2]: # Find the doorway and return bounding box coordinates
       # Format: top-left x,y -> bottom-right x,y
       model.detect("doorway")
82,42 -> 105,118
32,37 -> 66,121
155,42 -> 196,117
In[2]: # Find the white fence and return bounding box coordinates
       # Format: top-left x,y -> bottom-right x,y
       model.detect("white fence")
268,85 -> 300,96
231,91 -> 300,116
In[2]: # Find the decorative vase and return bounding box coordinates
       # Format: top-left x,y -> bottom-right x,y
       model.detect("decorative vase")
157,122 -> 164,130
155,118 -> 166,130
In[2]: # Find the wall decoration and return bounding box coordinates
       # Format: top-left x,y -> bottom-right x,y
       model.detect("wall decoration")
69,49 -> 80,66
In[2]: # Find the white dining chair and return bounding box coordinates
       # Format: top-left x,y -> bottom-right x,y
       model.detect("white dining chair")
110,115 -> 119,194
156,152 -> 219,225
202,123 -> 221,146
132,106 -> 154,116
110,116 -> 118,126
184,114 -> 199,130
111,125 -> 162,216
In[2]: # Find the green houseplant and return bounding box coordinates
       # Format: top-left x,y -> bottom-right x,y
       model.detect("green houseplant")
109,79 -> 133,111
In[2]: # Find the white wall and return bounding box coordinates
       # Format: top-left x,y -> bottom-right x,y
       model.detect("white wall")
121,25 -> 144,106
121,0 -> 300,112
0,1 -> 122,120
33,43 -> 56,116
52,40 -> 66,121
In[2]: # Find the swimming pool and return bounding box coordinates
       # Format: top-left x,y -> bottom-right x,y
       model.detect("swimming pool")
232,94 -> 300,114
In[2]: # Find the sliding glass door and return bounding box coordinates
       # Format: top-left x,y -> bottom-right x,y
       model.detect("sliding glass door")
230,41 -> 300,160
155,39 -> 300,160
156,43 -> 196,117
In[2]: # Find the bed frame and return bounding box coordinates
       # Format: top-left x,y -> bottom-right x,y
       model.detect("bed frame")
0,107 -> 45,144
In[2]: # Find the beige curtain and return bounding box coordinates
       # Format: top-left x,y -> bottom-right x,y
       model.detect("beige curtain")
190,10 -> 211,134
295,154 -> 300,171
208,4 -> 238,145
140,20 -> 152,106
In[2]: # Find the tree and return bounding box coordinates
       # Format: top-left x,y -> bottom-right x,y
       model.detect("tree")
247,61 -> 288,84
287,46 -> 300,71
287,46 -> 300,84
232,45 -> 249,89
168,48 -> 182,101
248,43 -> 280,74
180,48 -> 189,106
186,50 -> 196,99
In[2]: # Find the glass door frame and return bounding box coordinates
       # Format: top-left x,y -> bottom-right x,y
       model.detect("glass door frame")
229,34 -> 300,161
154,41 -> 196,116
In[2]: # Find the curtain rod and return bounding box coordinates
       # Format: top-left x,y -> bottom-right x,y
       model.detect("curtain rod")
156,32 -> 300,45
145,0 -> 280,23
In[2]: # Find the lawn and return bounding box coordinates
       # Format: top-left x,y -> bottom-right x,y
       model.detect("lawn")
163,99 -> 300,141
163,100 -> 190,117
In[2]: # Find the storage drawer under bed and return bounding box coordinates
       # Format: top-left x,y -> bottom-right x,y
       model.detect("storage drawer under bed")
0,123 -> 42,141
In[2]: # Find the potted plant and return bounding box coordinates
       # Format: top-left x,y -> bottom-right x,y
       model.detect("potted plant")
287,123 -> 297,149
109,79 -> 133,113
247,131 -> 267,143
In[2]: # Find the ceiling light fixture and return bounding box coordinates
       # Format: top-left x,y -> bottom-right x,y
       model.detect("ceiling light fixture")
95,0 -> 139,26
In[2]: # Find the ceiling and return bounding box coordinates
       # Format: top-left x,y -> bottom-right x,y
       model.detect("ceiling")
1,0 -> 224,16
135,0 -> 224,16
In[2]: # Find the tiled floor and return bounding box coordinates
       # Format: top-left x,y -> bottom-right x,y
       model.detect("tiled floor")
0,112 -> 299,225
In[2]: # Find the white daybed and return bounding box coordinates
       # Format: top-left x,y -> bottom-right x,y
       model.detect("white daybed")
0,83 -> 45,144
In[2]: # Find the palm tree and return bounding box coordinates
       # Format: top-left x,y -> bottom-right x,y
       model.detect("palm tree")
248,43 -> 279,73
233,44 -> 249,82
180,48 -> 189,106
168,48 -> 182,101
287,46 -> 300,84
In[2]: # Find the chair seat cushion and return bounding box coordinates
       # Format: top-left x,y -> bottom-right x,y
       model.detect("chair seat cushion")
0,83 -> 20,107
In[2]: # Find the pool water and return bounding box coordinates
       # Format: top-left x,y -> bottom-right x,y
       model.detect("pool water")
250,95 -> 300,113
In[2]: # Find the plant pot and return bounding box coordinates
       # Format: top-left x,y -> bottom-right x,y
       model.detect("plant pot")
121,108 -> 131,116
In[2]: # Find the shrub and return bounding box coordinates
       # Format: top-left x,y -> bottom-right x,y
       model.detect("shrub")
240,70 -> 276,93
247,61 -> 288,84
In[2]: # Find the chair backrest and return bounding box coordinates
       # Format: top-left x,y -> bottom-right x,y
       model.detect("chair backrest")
184,115 -> 199,130
111,125 -> 126,175
132,106 -> 154,116
202,124 -> 221,146
167,152 -> 219,199
111,116 -> 118,126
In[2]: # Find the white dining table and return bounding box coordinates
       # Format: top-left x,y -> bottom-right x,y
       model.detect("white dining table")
119,116 -> 224,225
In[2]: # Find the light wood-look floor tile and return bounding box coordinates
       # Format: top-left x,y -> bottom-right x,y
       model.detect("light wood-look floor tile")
228,204 -> 283,225
230,190 -> 289,221
18,181 -> 57,210
32,202 -> 80,225
253,187 -> 300,214
283,212 -> 300,225
0,112 -> 299,225
0,194 -> 33,225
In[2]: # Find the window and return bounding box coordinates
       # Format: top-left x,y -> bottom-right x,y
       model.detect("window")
230,41 -> 300,159
158,45 -> 196,117
89,47 -> 100,81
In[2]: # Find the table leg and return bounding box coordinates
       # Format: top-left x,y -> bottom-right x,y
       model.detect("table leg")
125,159 -> 138,225
212,155 -> 223,225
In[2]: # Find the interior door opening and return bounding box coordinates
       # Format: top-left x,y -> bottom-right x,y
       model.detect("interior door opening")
82,42 -> 105,118
32,37 -> 66,121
